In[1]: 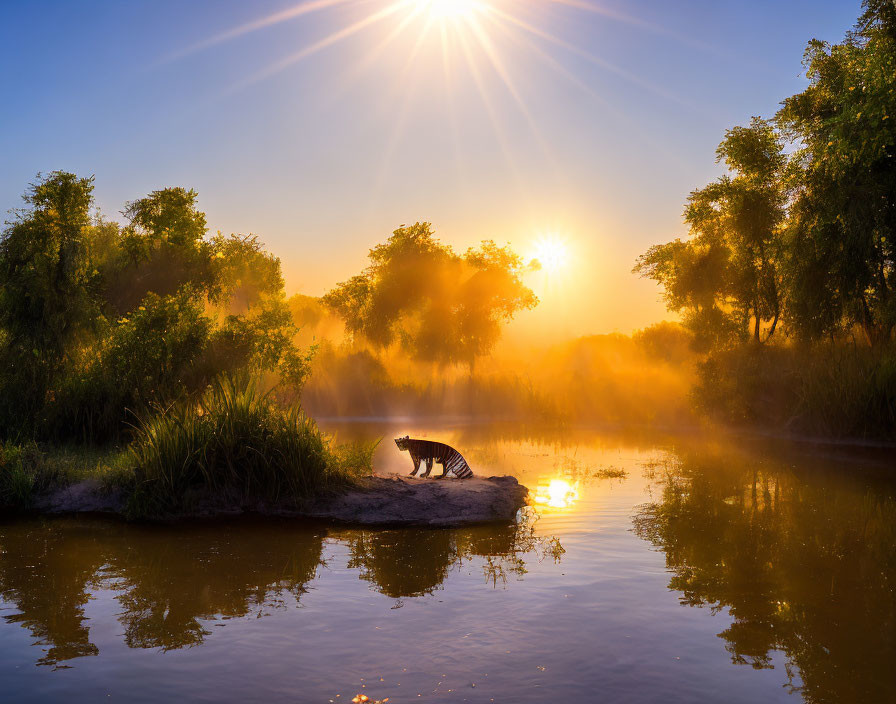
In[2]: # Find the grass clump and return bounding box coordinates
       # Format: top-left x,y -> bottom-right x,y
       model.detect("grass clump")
127,375 -> 375,518
0,442 -> 58,514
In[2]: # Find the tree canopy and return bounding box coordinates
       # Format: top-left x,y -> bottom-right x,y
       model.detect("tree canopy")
637,0 -> 896,348
322,222 -> 537,370
0,173 -> 308,441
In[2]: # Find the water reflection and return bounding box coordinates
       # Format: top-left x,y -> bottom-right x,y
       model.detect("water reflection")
633,447 -> 896,704
342,518 -> 561,596
0,515 -> 561,668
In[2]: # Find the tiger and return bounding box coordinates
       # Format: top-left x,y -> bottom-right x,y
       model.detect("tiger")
394,436 -> 474,479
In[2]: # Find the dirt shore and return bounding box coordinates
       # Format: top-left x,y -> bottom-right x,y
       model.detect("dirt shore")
33,474 -> 529,526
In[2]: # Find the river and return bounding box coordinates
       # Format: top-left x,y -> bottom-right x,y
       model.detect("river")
1,421 -> 894,703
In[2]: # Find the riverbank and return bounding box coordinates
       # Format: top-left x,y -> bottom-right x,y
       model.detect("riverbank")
22,471 -> 529,526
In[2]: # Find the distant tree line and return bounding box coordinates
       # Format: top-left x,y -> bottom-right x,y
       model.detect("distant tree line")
636,0 -> 896,350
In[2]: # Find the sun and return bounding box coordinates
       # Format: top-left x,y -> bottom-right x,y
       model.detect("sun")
420,0 -> 480,21
531,235 -> 570,274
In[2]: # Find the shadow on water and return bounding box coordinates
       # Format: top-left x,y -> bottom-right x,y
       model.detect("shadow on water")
0,514 -> 562,669
632,446 -> 896,704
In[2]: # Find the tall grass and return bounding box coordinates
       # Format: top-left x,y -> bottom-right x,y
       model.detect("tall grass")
127,375 -> 375,517
0,442 -> 63,513
693,343 -> 896,440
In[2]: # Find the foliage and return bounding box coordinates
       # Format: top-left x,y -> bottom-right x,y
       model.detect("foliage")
208,299 -> 313,388
633,0 -> 896,436
0,172 -> 104,435
634,118 -> 788,349
323,222 -> 537,371
693,343 -> 896,439
0,174 -> 312,443
637,1 -> 895,348
777,4 -> 896,343
211,233 -> 284,311
300,331 -> 696,426
127,375 -> 374,518
0,442 -> 47,513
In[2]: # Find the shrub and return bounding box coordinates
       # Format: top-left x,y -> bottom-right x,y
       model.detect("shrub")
127,375 -> 374,517
693,343 -> 896,439
0,442 -> 60,513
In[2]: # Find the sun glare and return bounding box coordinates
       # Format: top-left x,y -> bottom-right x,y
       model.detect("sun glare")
421,0 -> 480,20
534,478 -> 580,510
531,236 -> 570,274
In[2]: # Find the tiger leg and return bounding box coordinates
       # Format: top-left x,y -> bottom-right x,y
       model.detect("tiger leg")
409,452 -> 421,476
422,457 -> 434,477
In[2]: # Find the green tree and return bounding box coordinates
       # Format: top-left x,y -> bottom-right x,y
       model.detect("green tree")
0,172 -> 103,433
635,118 -> 788,348
323,223 -> 536,371
210,233 -> 284,312
105,187 -> 216,313
777,0 -> 896,344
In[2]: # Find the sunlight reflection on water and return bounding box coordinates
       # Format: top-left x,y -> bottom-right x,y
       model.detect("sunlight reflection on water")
533,477 -> 580,510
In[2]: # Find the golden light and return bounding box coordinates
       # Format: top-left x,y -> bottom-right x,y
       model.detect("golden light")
420,0 -> 480,20
534,478 -> 579,509
531,236 -> 570,274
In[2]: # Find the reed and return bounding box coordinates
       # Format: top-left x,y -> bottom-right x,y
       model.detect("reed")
127,374 -> 375,517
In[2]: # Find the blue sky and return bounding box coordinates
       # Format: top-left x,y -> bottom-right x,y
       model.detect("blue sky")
0,0 -> 862,333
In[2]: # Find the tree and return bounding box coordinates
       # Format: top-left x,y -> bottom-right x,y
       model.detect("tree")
0,172 -> 103,433
777,0 -> 896,344
105,187 -> 217,313
635,118 -> 788,348
210,233 -> 284,313
323,222 -> 537,371
0,174 -> 313,441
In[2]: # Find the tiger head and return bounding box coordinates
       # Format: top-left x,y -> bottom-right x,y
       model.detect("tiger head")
394,435 -> 410,451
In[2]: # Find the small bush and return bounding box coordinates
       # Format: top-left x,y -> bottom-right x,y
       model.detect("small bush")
0,442 -> 59,513
127,375 -> 374,517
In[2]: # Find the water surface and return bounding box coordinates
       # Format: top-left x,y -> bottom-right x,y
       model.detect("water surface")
2,423 -> 895,703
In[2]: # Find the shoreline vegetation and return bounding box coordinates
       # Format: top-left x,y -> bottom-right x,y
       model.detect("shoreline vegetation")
2,2 -> 895,519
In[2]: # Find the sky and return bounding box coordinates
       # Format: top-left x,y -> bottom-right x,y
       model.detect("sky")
0,0 -> 862,336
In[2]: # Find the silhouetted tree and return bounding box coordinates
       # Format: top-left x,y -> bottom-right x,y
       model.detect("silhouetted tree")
323,222 -> 536,372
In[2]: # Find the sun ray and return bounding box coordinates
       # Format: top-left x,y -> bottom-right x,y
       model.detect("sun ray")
454,26 -> 531,203
485,5 -> 698,112
224,0 -> 413,96
161,0 -> 357,64
480,8 -> 602,104
370,13 -> 441,197
318,2 -> 426,110
545,0 -> 719,55
479,8 -> 691,168
465,12 -> 556,168
440,20 -> 467,191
